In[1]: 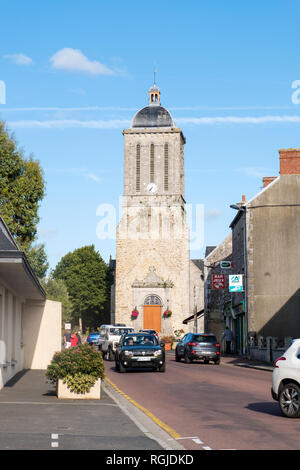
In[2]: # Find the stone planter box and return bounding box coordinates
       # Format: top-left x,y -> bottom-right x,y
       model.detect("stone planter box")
57,378 -> 101,399
164,342 -> 172,351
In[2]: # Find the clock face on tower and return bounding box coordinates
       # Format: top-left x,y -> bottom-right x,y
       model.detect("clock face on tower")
147,183 -> 158,194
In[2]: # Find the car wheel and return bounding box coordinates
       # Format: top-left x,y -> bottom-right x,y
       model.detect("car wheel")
184,350 -> 191,364
158,362 -> 166,372
204,359 -> 209,364
175,352 -> 181,362
214,358 -> 220,365
119,362 -> 126,373
279,383 -> 300,418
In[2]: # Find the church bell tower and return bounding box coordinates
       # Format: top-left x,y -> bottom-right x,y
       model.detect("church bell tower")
115,82 -> 190,334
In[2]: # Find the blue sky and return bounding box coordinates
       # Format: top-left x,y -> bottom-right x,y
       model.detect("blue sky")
1,0 -> 300,270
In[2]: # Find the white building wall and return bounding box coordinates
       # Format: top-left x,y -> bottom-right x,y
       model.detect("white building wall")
0,284 -> 61,390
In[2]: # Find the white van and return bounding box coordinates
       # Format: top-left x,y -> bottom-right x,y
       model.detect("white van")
100,325 -> 135,361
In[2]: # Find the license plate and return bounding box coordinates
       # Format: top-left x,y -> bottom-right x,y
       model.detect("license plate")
135,357 -> 152,361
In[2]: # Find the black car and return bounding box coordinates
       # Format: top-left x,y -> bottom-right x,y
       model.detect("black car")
175,333 -> 220,364
115,333 -> 166,373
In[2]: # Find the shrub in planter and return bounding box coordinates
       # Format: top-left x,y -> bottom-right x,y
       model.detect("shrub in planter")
46,344 -> 105,395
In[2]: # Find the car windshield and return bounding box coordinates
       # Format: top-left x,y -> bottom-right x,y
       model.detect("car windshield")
193,335 -> 216,343
109,328 -> 134,336
123,335 -> 158,346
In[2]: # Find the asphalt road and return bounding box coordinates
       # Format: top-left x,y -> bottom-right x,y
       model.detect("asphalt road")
105,352 -> 300,451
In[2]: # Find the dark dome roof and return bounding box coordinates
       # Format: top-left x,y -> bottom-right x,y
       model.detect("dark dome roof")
131,105 -> 175,128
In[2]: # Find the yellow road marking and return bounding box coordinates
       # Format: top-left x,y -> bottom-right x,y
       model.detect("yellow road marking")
105,377 -> 181,440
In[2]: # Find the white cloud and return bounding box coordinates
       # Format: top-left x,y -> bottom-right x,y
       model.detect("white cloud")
7,119 -> 130,129
176,115 -> 300,125
236,167 -> 274,179
205,209 -> 223,222
85,173 -> 103,183
50,48 -> 114,75
7,114 -> 300,130
4,53 -> 33,65
45,167 -> 103,184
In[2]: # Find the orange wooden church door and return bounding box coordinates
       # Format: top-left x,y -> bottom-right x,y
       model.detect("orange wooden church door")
143,305 -> 161,332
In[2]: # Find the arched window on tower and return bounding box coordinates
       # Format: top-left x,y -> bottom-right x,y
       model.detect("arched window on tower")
164,143 -> 169,191
150,144 -> 155,183
136,144 -> 141,192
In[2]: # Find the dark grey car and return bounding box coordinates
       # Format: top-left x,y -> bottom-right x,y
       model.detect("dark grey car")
175,333 -> 221,364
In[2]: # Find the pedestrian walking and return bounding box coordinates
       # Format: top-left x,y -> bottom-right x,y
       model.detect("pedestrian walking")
222,326 -> 233,354
76,331 -> 82,344
64,330 -> 72,349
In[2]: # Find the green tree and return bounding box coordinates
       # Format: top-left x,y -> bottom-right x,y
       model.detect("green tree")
41,277 -> 73,323
52,245 -> 110,330
0,121 -> 45,249
25,243 -> 49,279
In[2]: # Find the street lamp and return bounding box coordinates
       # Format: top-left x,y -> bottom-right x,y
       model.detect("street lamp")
230,203 -> 248,356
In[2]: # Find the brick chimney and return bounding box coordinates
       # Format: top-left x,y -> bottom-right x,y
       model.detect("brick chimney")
237,195 -> 246,206
279,148 -> 300,175
262,176 -> 276,188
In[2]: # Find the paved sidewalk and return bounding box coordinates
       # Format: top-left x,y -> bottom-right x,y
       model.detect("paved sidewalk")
220,353 -> 273,372
0,369 -> 163,450
166,350 -> 274,372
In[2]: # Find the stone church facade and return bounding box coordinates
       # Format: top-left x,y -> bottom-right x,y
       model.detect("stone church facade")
111,84 -> 203,334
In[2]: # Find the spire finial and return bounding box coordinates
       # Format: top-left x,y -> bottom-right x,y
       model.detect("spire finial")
153,68 -> 157,86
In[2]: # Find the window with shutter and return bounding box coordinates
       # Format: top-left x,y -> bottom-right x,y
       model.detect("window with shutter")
164,143 -> 169,191
150,144 -> 155,183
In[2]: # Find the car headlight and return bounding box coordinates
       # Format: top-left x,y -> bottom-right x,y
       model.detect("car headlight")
153,350 -> 162,357
124,350 -> 133,357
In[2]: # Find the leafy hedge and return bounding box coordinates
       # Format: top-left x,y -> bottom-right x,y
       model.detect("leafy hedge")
46,344 -> 105,394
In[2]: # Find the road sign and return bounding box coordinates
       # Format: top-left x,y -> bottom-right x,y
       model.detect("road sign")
229,274 -> 243,292
212,274 -> 226,289
220,261 -> 232,269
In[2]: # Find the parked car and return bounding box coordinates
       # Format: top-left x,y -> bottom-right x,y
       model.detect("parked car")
139,329 -> 159,340
115,332 -> 166,373
86,331 -> 100,345
175,333 -> 220,364
271,338 -> 300,418
101,325 -> 135,361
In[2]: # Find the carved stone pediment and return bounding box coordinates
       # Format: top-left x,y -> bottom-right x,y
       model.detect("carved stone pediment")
132,266 -> 173,288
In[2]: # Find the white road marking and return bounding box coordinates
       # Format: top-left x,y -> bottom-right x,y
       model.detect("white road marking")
192,438 -> 203,445
51,433 -> 59,448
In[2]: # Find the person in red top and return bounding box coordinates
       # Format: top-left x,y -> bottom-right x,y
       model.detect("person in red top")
71,333 -> 78,347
